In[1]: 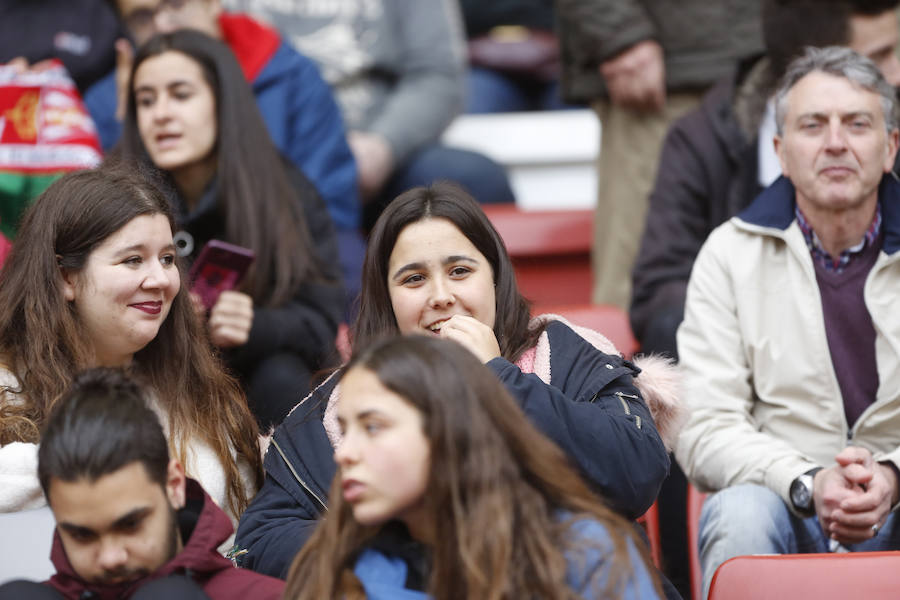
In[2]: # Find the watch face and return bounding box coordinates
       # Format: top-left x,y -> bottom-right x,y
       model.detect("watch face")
791,477 -> 812,509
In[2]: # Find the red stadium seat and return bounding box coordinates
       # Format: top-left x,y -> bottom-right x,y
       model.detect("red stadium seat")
688,483 -> 708,600
531,302 -> 638,359
483,204 -> 593,306
708,552 -> 900,600
637,501 -> 662,569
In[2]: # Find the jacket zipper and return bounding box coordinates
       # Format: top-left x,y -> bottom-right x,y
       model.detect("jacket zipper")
271,438 -> 328,512
615,391 -> 642,429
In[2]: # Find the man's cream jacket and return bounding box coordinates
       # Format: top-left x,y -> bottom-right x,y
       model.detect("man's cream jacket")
675,176 -> 900,508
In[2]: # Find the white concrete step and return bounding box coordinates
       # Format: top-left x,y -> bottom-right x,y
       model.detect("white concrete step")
442,109 -> 599,211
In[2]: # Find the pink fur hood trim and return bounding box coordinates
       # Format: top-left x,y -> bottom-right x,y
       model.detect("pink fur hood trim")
521,314 -> 686,451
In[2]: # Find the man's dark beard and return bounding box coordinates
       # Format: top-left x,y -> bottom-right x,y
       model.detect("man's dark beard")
94,504 -> 179,585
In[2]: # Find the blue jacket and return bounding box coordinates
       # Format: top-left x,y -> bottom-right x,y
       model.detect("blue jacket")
352,517 -> 662,600
83,14 -> 360,230
235,320 -> 670,578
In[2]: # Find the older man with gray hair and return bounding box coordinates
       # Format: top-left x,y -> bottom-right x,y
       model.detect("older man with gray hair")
674,45 -> 900,596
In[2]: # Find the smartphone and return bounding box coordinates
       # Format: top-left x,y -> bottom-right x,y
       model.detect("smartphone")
188,240 -> 255,310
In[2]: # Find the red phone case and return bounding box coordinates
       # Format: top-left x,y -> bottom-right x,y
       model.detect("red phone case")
189,240 -> 255,309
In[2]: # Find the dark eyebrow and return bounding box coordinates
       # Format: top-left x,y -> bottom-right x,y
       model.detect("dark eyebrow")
355,409 -> 393,426
116,243 -> 177,255
344,409 -> 387,422
444,255 -> 478,266
111,507 -> 152,530
58,506 -> 152,537
134,79 -> 196,96
339,409 -> 380,421
58,522 -> 96,538
868,44 -> 895,60
391,255 -> 479,282
391,261 -> 426,282
166,80 -> 197,92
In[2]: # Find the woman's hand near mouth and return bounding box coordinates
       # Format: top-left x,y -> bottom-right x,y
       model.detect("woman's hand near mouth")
439,315 -> 501,363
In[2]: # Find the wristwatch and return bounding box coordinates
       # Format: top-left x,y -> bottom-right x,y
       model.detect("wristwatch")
790,467 -> 823,517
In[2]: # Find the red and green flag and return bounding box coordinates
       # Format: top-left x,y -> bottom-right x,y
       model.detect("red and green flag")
0,60 -> 101,239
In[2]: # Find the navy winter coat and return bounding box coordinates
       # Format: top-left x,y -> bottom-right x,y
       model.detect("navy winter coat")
235,321 -> 670,578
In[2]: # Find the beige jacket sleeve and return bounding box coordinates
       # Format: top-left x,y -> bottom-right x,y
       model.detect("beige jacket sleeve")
673,225 -> 819,504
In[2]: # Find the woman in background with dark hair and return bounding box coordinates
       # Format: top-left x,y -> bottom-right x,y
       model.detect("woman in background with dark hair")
285,335 -> 662,599
0,166 -> 262,526
117,30 -> 343,429
235,182 -> 681,578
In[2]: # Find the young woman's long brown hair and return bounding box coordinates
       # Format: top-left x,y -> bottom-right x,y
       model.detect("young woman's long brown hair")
285,336 -> 661,599
354,182 -> 544,362
0,166 -> 262,516
118,30 -> 330,307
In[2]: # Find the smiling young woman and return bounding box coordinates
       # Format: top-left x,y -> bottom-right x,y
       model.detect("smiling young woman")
234,182 -> 682,579
59,212 -> 181,367
0,166 -> 262,524
385,217 -> 498,361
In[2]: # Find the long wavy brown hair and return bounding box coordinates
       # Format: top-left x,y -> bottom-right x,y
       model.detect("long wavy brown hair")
0,166 -> 262,516
285,336 -> 661,599
353,182 -> 544,362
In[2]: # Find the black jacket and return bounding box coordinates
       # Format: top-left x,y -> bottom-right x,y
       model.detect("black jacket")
0,0 -> 124,93
173,161 -> 344,376
234,320 -> 670,578
629,59 -> 768,356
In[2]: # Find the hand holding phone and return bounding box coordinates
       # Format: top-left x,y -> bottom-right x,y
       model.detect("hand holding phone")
188,240 -> 255,310
208,290 -> 254,348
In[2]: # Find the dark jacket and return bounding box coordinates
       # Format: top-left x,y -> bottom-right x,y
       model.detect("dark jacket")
556,0 -> 762,103
46,479 -> 284,600
629,57 -> 771,355
0,0 -> 124,93
235,320 -> 670,578
84,13 -> 361,230
174,161 -> 344,378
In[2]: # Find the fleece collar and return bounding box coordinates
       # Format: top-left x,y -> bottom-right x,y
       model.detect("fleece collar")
736,174 -> 900,255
